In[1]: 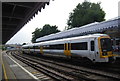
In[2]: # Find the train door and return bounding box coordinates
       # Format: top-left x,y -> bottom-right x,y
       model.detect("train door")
64,43 -> 71,56
89,39 -> 96,61
40,46 -> 43,54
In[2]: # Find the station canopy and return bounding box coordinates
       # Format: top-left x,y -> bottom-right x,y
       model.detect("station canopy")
2,2 -> 49,44
36,17 -> 120,42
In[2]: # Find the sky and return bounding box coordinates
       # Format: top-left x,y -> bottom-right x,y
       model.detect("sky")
6,0 -> 120,44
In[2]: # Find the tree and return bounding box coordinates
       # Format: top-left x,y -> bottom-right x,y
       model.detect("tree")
67,1 -> 105,29
32,24 -> 60,43
31,28 -> 41,43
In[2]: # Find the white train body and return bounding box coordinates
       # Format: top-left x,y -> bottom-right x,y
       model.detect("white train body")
22,34 -> 116,63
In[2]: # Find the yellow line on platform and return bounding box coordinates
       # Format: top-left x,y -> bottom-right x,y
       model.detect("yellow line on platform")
1,51 -> 8,81
2,63 -> 8,81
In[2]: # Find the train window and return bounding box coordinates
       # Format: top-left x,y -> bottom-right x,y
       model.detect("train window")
34,46 -> 39,49
91,41 -> 94,51
68,43 -> 70,50
65,43 -> 67,50
29,47 -> 32,49
33,46 -> 35,49
57,44 -> 64,49
71,42 -> 87,50
24,47 -> 29,49
44,44 -> 64,50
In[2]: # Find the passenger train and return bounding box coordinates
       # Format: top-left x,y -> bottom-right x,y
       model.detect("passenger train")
22,34 -> 116,63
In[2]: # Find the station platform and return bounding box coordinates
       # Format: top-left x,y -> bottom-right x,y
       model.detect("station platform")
0,50 -> 38,81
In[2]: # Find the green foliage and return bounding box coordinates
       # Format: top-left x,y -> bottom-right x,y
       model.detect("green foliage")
0,45 -> 6,50
67,1 -> 105,29
32,24 -> 60,43
0,45 -> 2,49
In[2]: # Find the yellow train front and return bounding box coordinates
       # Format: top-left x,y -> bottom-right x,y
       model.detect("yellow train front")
97,36 -> 116,63
22,34 -> 116,63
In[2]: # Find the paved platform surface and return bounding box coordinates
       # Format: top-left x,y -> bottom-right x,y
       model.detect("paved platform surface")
0,50 -> 38,81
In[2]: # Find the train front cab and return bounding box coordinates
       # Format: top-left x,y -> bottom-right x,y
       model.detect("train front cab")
98,36 -> 116,63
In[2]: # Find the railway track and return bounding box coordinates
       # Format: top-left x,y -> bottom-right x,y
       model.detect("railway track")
38,53 -> 120,74
23,52 -> 120,74
10,53 -> 74,81
25,54 -> 120,80
9,51 -> 120,81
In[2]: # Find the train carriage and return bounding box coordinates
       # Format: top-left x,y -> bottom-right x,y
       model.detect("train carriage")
22,34 -> 116,63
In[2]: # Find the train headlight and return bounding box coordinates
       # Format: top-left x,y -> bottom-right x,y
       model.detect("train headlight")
102,52 -> 107,56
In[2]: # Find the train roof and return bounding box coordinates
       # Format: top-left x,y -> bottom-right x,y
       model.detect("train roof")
22,34 -> 109,47
34,34 -> 109,46
22,43 -> 34,47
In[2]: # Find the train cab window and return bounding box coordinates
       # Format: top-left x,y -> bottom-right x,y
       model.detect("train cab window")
100,38 -> 112,52
91,41 -> 94,51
